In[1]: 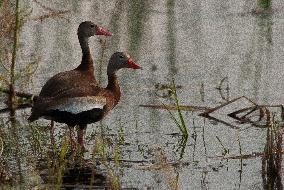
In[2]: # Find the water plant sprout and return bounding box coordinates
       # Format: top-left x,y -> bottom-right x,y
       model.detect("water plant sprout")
164,79 -> 188,138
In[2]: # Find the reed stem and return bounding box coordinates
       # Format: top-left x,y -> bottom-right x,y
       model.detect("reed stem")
9,0 -> 20,111
172,79 -> 188,137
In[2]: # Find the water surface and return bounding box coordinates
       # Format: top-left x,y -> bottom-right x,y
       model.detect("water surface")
4,0 -> 284,189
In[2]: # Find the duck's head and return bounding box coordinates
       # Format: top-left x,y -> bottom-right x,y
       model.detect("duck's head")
77,21 -> 112,38
107,52 -> 142,75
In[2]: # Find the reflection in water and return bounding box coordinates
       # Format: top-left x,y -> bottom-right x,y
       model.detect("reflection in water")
127,0 -> 148,59
216,77 -> 230,102
253,13 -> 273,102
262,120 -> 283,190
109,0 -> 125,52
176,136 -> 188,160
166,0 -> 177,77
258,0 -> 271,9
237,129 -> 243,190
243,11 -> 272,101
239,7 -> 273,102
62,165 -> 107,189
202,119 -> 208,161
11,120 -> 24,184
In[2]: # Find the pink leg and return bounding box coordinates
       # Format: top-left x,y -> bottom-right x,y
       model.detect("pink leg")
68,126 -> 76,150
50,120 -> 55,145
77,125 -> 87,151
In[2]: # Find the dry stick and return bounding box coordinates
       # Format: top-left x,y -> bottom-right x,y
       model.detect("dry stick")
10,0 -> 23,183
31,0 -> 70,22
0,87 -> 37,100
9,5 -> 19,109
30,10 -> 70,22
0,88 -> 36,113
139,104 -> 210,111
0,103 -> 32,114
33,0 -> 57,12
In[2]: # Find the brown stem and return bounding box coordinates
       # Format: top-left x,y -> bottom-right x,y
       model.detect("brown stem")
0,103 -> 32,114
0,88 -> 37,100
10,0 -> 23,183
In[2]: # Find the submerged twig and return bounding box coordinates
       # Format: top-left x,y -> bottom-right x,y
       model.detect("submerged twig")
30,0 -> 70,22
139,104 -> 210,111
200,96 -> 284,128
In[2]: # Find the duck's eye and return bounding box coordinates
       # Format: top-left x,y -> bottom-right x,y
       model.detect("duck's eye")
90,24 -> 95,28
119,55 -> 124,59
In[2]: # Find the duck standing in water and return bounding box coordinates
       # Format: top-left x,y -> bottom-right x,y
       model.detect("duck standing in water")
28,21 -> 141,150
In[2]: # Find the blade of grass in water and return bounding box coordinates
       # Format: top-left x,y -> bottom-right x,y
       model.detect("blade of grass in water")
163,79 -> 188,138
163,102 -> 183,132
172,79 -> 188,137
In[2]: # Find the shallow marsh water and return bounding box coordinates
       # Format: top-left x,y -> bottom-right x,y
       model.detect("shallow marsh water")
2,0 -> 284,189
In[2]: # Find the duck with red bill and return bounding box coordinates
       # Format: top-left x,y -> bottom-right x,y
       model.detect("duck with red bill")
127,58 -> 142,69
96,26 -> 112,36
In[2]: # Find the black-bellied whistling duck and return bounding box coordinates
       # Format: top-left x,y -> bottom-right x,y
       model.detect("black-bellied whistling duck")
29,21 -> 112,146
28,23 -> 141,150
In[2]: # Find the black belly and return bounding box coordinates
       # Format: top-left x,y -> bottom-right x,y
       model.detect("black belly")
45,108 -> 104,126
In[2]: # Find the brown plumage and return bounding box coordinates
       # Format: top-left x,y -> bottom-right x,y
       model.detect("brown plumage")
28,21 -> 141,150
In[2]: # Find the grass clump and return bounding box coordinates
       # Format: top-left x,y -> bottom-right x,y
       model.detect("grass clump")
262,114 -> 282,189
92,135 -> 121,190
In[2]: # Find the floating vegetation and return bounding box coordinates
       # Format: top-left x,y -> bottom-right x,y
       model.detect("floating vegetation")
259,0 -> 271,9
216,136 -> 229,156
252,0 -> 273,14
154,82 -> 182,99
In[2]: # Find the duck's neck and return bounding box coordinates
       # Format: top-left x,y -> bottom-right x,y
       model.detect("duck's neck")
76,36 -> 94,73
106,73 -> 121,102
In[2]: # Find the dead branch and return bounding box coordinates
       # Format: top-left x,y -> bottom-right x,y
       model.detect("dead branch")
139,104 -> 210,111
0,88 -> 37,100
30,0 -> 70,22
0,103 -> 32,114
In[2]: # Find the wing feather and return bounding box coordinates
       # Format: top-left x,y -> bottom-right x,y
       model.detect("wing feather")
49,96 -> 107,114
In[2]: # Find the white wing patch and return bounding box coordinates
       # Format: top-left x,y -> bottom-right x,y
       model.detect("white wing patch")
49,96 -> 107,114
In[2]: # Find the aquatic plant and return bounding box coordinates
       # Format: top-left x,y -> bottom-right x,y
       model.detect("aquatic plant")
92,134 -> 121,190
165,79 -> 188,138
216,136 -> 229,156
262,113 -> 283,189
259,0 -> 271,9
